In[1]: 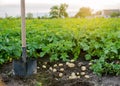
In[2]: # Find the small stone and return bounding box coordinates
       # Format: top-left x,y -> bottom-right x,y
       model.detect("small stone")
81,72 -> 85,76
59,63 -> 63,67
54,64 -> 57,67
60,68 -> 64,72
42,65 -> 46,69
59,73 -> 63,77
81,66 -> 86,71
70,59 -> 75,62
49,67 -> 53,71
53,68 -> 57,72
85,75 -> 90,79
88,62 -> 92,66
67,63 -> 75,68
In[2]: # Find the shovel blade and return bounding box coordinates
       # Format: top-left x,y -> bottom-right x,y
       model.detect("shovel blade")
13,59 -> 37,77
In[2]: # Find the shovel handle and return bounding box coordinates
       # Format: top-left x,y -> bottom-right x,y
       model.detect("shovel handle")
21,0 -> 26,47
21,0 -> 27,63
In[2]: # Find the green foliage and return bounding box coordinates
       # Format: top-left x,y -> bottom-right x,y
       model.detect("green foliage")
91,58 -> 120,76
0,23 -> 21,64
0,18 -> 120,75
75,7 -> 92,18
27,12 -> 33,19
59,3 -> 69,18
49,5 -> 59,18
49,3 -> 68,18
110,12 -> 120,17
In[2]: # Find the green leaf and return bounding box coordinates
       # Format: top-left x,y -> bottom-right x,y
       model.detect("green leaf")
60,53 -> 68,61
111,49 -> 118,54
50,54 -> 58,61
85,54 -> 91,60
40,52 -> 46,57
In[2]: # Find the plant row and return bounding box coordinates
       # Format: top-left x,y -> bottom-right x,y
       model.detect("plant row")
0,18 -> 120,75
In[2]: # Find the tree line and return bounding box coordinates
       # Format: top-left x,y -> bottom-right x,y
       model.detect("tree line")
2,3 -> 120,19
49,3 -> 92,18
49,3 -> 120,18
25,3 -> 93,19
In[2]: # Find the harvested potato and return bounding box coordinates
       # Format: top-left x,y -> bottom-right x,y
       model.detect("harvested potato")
54,64 -> 57,67
59,63 -> 63,67
60,68 -> 64,72
81,72 -> 86,76
77,76 -> 80,78
49,67 -> 53,71
67,63 -> 75,68
59,73 -> 63,77
81,66 -> 86,71
76,72 -> 79,75
70,59 -> 75,62
88,62 -> 92,66
85,75 -> 90,79
53,68 -> 57,72
42,65 -> 46,69
37,66 -> 40,69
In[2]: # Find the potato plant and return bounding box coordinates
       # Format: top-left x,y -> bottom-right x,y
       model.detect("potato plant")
0,18 -> 120,75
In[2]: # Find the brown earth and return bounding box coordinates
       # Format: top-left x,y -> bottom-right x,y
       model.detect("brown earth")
0,58 -> 120,86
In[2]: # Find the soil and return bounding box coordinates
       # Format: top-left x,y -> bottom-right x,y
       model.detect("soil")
0,58 -> 120,86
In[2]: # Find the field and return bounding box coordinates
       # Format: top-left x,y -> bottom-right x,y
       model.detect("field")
0,18 -> 120,85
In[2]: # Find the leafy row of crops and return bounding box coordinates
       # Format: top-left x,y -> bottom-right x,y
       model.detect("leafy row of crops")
0,18 -> 120,75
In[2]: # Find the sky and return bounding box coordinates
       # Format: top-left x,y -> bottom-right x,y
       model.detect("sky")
0,0 -> 120,17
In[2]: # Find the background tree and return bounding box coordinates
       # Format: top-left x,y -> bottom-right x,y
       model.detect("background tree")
41,15 -> 50,19
27,12 -> 33,19
75,7 -> 92,18
49,5 -> 59,18
110,12 -> 120,17
59,3 -> 68,18
49,3 -> 68,18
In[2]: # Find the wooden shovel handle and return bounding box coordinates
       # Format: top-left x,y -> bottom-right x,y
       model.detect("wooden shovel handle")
21,0 -> 26,47
21,0 -> 27,63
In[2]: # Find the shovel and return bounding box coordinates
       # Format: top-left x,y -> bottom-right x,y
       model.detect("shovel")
13,0 -> 37,77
